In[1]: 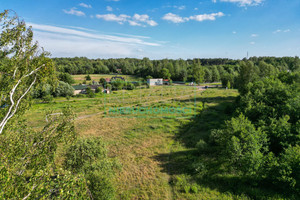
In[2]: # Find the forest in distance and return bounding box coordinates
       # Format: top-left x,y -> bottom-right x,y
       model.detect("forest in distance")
53,56 -> 300,81
1,9 -> 300,200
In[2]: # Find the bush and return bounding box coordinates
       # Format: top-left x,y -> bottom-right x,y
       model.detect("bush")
126,82 -> 135,90
58,72 -> 75,84
85,74 -> 91,80
33,83 -> 52,99
213,114 -> 268,175
64,137 -> 108,173
196,139 -> 208,153
64,137 -> 118,200
86,87 -> 95,98
272,145 -> 300,192
95,87 -> 101,93
53,81 -> 74,97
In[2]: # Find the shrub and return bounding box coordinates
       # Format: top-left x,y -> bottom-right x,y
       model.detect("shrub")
64,137 -> 118,200
272,145 -> 300,192
196,139 -> 208,153
53,81 -> 74,97
95,87 -> 101,93
126,82 -> 135,90
213,114 -> 268,175
86,87 -> 95,98
85,74 -> 91,80
58,72 -> 75,84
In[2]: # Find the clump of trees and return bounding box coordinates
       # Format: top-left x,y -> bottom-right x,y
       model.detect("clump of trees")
33,81 -> 74,100
53,56 -> 299,85
0,10 -> 117,199
207,61 -> 300,192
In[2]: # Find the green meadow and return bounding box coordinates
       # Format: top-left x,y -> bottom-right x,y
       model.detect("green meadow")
22,86 -> 293,199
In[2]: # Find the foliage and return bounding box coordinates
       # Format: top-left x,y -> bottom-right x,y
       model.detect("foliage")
272,145 -> 300,192
160,68 -> 171,80
99,77 -> 107,87
209,66 -> 300,192
0,10 -> 57,133
192,62 -> 205,84
86,87 -> 95,98
0,10 -> 91,198
64,137 -> 118,200
95,87 -> 101,93
58,72 -> 75,84
85,74 -> 91,80
0,108 -> 90,199
213,114 -> 268,175
53,81 -> 74,97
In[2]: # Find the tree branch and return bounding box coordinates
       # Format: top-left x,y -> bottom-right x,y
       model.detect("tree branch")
0,75 -> 37,134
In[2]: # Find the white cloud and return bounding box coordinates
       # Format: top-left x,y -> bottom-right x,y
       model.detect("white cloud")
106,6 -> 113,12
250,41 -> 255,45
162,13 -> 187,23
79,3 -> 92,8
128,20 -> 142,26
174,5 -> 186,10
251,33 -> 258,37
147,20 -> 158,27
189,12 -> 224,21
162,12 -> 225,23
132,14 -> 158,26
95,14 -> 130,24
214,0 -> 263,6
27,23 -> 161,58
273,29 -> 281,34
273,29 -> 291,34
95,13 -> 158,27
233,31 -> 237,34
28,23 -> 160,46
63,8 -> 85,17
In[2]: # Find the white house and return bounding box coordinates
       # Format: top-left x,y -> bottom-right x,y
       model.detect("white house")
147,79 -> 163,86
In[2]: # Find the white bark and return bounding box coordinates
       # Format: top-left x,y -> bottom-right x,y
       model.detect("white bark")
0,64 -> 44,134
22,184 -> 37,200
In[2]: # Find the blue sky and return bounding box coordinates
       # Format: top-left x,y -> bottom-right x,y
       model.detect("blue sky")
1,0 -> 299,59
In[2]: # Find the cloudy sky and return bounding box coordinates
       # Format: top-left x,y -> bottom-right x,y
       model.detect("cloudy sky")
1,0 -> 299,59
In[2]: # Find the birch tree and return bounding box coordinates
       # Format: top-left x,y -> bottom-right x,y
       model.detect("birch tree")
0,10 -> 90,198
0,10 -> 56,134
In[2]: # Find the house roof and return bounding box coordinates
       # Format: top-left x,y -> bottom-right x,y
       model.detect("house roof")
73,85 -> 101,90
73,85 -> 88,90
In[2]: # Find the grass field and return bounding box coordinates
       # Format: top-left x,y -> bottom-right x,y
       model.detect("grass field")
23,86 -> 294,199
72,74 -> 140,84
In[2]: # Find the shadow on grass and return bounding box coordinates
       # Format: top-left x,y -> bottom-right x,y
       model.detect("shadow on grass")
175,96 -> 235,147
153,95 -> 298,199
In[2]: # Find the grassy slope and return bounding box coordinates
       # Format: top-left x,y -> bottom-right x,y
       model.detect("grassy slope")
24,87 -> 294,199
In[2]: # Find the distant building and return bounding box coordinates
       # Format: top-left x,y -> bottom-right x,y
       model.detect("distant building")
103,89 -> 110,94
73,84 -> 101,95
73,85 -> 88,95
147,79 -> 163,86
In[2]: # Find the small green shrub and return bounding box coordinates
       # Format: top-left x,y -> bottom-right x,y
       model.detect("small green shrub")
64,137 -> 118,200
196,139 -> 208,153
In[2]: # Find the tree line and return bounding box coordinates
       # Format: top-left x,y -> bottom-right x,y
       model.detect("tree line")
53,56 -> 300,84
